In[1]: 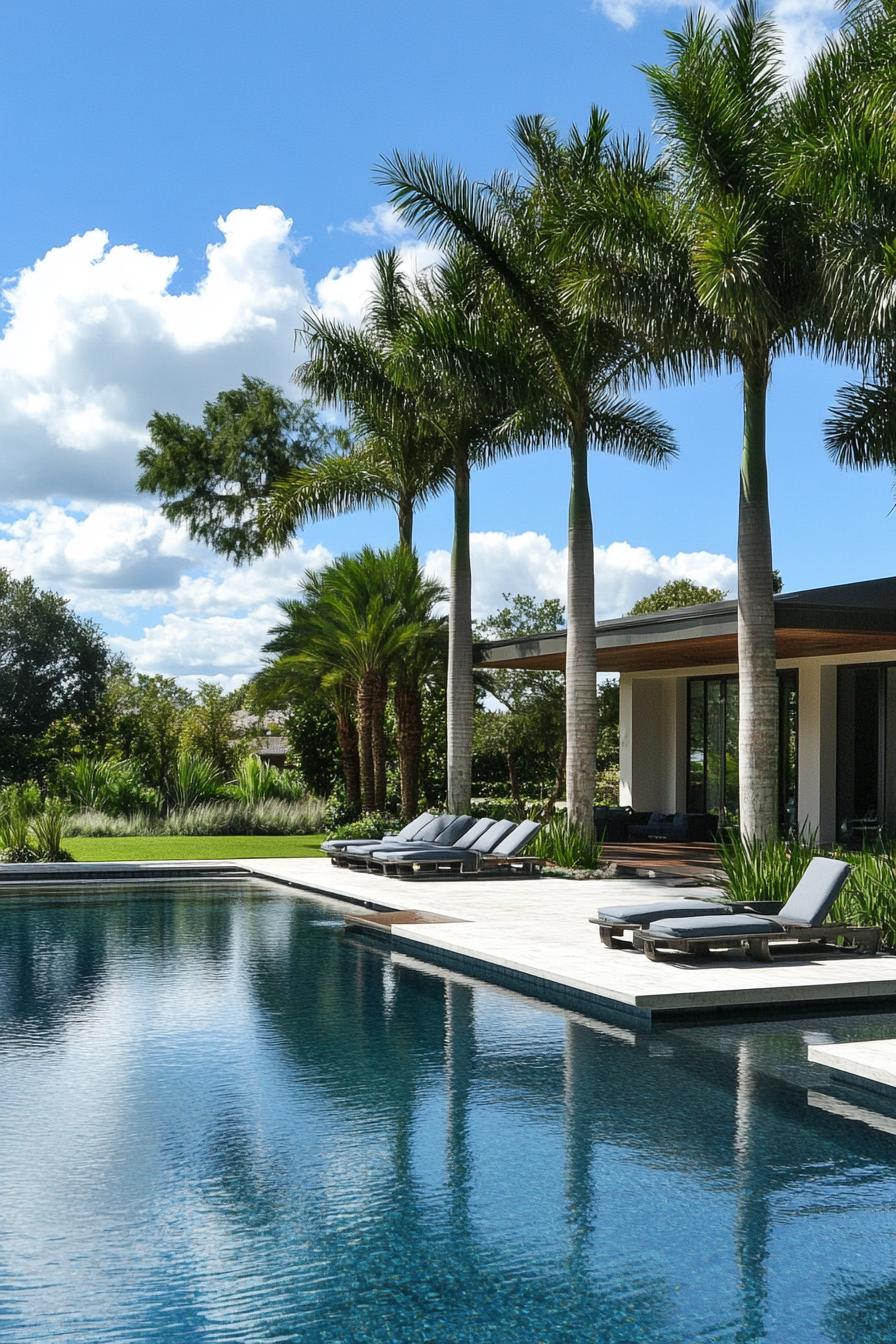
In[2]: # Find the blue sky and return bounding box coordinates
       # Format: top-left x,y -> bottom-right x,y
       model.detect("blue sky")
0,0 -> 884,686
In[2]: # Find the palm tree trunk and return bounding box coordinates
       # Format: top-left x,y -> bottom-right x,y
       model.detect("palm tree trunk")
335,711 -> 361,814
565,412 -> 597,836
398,494 -> 414,550
737,356 -> 778,842
447,448 -> 474,814
394,676 -> 422,818
371,674 -> 389,812
356,675 -> 377,813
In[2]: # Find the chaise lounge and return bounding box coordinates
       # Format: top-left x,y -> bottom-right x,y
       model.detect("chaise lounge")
327,815 -> 473,867
322,811 -> 438,854
370,819 -> 543,879
632,857 -> 881,961
590,894 -> 736,948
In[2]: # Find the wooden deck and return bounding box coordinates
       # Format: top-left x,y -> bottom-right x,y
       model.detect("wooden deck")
600,840 -> 723,881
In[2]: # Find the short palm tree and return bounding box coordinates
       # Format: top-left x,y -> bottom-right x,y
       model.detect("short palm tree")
263,252 -> 451,552
379,114 -> 676,834
256,586 -> 362,813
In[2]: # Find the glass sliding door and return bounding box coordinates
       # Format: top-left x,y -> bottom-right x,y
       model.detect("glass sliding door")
836,663 -> 896,841
686,672 -> 798,829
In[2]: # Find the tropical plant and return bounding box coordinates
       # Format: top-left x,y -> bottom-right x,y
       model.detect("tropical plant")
265,251 -> 451,552
562,3 -> 823,840
229,754 -> 306,805
717,831 -> 819,905
170,752 -> 224,811
529,812 -> 605,870
56,755 -> 156,816
30,798 -> 72,862
259,548 -> 445,816
379,111 -> 676,834
831,846 -> 896,949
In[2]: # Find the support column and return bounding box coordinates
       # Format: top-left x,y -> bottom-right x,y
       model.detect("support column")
797,663 -> 837,843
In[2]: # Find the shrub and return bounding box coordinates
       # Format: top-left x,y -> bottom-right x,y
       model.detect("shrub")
64,809 -> 165,837
831,847 -> 896,949
326,812 -> 402,842
230,755 -> 282,805
718,832 -> 817,905
56,756 -> 158,816
30,798 -> 72,862
247,797 -> 327,835
530,813 -> 604,870
170,752 -> 224,810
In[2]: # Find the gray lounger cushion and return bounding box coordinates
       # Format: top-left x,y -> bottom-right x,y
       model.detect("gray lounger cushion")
329,814 -> 459,856
370,819 -> 516,866
593,899 -> 733,927
646,913 -> 786,940
323,812 -> 434,852
777,857 -> 851,927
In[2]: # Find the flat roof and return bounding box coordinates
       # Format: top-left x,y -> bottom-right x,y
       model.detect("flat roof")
475,576 -> 896,672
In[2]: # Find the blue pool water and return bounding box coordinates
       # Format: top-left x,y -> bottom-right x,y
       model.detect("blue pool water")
1,881 -> 895,1343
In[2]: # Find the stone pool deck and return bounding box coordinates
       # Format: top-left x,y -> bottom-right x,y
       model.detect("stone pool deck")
808,1038 -> 896,1097
236,857 -> 896,1024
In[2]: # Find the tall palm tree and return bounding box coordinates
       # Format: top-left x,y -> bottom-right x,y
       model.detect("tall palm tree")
789,4 -> 896,478
262,252 -> 451,553
391,244 -> 528,814
379,114 -> 676,834
564,3 -> 823,840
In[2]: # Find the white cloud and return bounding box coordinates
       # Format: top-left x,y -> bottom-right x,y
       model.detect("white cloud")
594,0 -> 839,78
424,530 -> 737,621
0,206 -> 309,502
314,242 -> 442,326
334,202 -> 408,239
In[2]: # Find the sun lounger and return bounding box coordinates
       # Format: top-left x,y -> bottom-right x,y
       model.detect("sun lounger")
376,818 -> 544,879
322,811 -> 436,854
332,815 -> 474,868
590,896 -> 735,948
633,857 -> 881,961
366,818 -> 514,876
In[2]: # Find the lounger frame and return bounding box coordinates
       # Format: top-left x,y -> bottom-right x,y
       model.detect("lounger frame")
633,923 -> 882,962
380,853 -> 546,880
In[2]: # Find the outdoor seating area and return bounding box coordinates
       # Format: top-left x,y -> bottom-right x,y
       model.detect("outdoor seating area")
594,806 -> 719,843
322,813 -> 544,879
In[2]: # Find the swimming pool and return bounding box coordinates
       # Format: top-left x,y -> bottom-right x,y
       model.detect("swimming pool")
0,880 -> 894,1343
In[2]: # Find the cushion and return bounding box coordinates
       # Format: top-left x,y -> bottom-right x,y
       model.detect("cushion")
646,914 -> 786,940
593,899 -> 733,928
778,857 -> 852,927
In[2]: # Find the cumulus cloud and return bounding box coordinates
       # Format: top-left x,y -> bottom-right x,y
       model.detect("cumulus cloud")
594,0 -> 839,78
314,242 -> 442,326
0,206 -> 309,503
424,530 -> 737,621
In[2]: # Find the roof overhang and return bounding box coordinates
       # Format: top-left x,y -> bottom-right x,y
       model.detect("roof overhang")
475,577 -> 896,673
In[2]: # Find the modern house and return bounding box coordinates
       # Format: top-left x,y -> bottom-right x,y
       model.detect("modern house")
475,577 -> 896,844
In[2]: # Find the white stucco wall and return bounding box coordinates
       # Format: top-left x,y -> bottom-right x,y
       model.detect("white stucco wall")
619,648 -> 896,841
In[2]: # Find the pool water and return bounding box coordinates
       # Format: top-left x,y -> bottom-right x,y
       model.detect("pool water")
0,882 -> 895,1343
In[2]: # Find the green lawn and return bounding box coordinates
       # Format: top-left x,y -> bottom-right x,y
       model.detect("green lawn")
63,834 -> 327,863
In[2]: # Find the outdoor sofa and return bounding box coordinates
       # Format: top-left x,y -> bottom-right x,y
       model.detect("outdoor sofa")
368,818 -> 544,879
631,856 -> 881,961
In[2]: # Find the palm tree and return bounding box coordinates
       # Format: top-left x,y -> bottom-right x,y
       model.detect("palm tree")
788,5 -> 896,479
391,244 -> 528,815
563,3 -> 823,840
262,252 -> 451,553
255,588 -> 362,813
379,114 -> 676,834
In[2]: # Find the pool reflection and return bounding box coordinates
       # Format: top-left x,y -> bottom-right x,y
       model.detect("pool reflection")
0,883 -> 895,1343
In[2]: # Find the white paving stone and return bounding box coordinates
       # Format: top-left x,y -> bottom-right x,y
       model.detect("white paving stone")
808,1039 -> 896,1093
237,857 -> 896,1020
